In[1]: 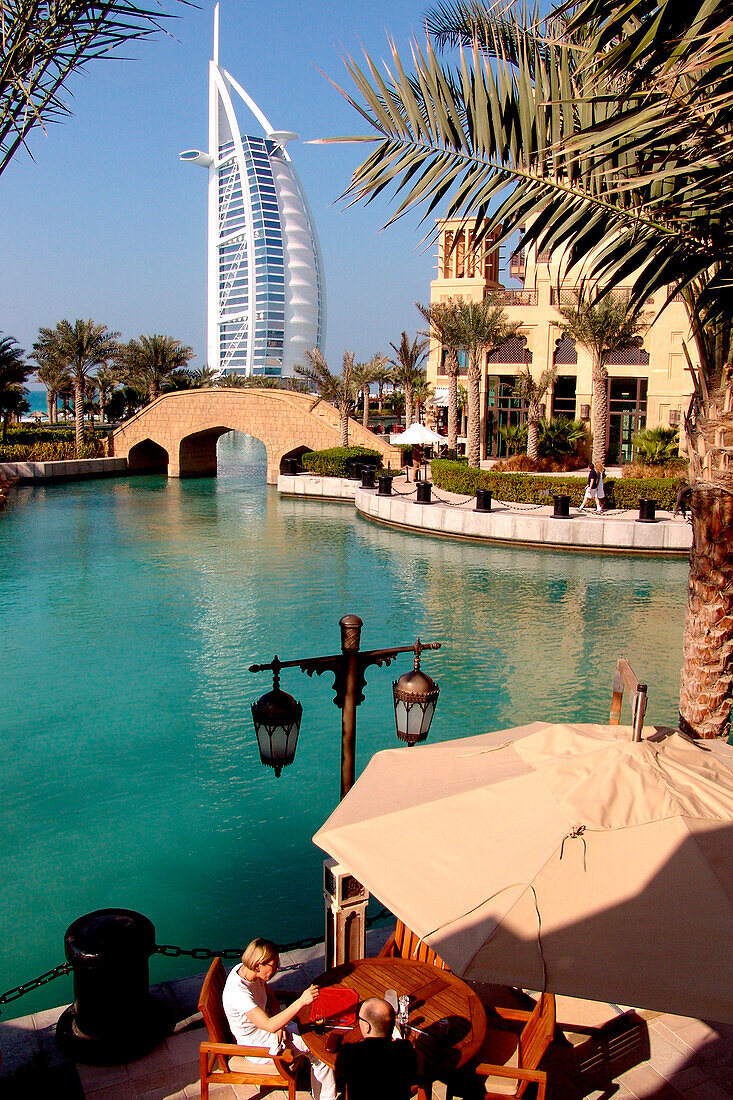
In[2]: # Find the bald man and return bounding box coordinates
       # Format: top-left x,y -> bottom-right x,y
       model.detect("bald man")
335,996 -> 418,1100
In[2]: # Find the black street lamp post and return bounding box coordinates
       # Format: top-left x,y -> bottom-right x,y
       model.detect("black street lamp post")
250,614 -> 440,799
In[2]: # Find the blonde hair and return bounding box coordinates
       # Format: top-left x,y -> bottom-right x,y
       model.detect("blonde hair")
241,938 -> 278,971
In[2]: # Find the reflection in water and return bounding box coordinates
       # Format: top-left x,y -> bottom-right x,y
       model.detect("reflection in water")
0,434 -> 687,1014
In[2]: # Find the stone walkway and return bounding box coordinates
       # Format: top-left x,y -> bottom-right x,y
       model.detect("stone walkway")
2,929 -> 731,1099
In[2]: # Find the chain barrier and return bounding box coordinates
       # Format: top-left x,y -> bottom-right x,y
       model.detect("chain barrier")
0,963 -> 72,1016
0,908 -> 393,1018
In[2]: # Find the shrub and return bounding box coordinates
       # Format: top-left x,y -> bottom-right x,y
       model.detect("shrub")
633,426 -> 680,464
0,435 -> 106,462
431,459 -> 685,510
539,416 -> 588,458
301,446 -> 384,477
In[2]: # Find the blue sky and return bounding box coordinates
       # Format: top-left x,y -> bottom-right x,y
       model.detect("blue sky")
1,0 -> 513,373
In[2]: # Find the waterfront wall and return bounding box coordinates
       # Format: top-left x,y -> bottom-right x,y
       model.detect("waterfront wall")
0,457 -> 128,484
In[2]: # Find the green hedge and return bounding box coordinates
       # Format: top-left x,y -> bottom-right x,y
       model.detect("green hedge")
0,439 -> 105,462
301,446 -> 384,477
5,426 -> 77,444
430,460 -> 685,510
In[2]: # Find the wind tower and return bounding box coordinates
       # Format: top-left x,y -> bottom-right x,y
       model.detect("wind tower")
180,4 -> 326,377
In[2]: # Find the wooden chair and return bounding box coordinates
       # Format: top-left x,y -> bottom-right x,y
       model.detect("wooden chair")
378,919 -> 451,970
609,656 -> 647,741
198,957 -> 305,1100
446,993 -> 556,1099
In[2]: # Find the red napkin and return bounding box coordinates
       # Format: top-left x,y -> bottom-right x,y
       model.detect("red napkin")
309,986 -> 359,1026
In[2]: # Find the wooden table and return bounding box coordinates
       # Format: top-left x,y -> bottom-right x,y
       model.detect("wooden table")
300,957 -> 487,1075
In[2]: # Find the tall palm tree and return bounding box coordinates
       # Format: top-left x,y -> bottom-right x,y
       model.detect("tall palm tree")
33,348 -> 71,423
417,299 -> 464,452
1,1 -> 182,179
449,297 -> 523,468
412,373 -> 433,424
122,334 -> 194,403
388,332 -> 428,429
0,335 -> 30,442
355,353 -> 387,429
371,361 -> 393,415
35,320 -> 120,455
294,349 -> 362,446
556,292 -> 649,467
513,366 -> 557,462
93,363 -> 120,425
330,0 -> 733,738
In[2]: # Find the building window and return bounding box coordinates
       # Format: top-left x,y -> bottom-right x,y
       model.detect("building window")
607,377 -> 648,463
552,375 -> 577,418
487,336 -> 532,365
553,335 -> 577,365
606,339 -> 650,366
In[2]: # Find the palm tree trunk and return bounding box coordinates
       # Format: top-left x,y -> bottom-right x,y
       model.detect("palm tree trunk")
74,376 -> 84,457
467,365 -> 481,468
527,413 -> 540,460
378,382 -> 384,415
678,483 -> 733,738
447,356 -> 458,453
405,386 -> 414,428
362,387 -> 369,429
340,414 -> 349,447
591,361 -> 609,467
46,389 -> 54,423
149,381 -> 157,403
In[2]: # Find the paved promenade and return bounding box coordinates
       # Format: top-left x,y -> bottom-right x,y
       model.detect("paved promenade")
2,923 -> 732,1099
279,474 -> 692,556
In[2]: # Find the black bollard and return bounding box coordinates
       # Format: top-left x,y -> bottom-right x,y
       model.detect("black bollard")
638,498 -> 658,522
378,475 -> 393,496
283,458 -> 298,475
347,461 -> 363,481
416,481 -> 432,504
361,466 -> 376,489
56,909 -> 170,1065
552,493 -> 571,518
475,489 -> 493,513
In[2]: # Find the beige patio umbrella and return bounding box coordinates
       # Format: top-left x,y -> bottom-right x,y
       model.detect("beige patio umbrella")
314,723 -> 733,1023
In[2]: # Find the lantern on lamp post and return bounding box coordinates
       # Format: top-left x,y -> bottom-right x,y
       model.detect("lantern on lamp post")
250,657 -> 302,776
392,642 -> 440,746
249,615 -> 441,798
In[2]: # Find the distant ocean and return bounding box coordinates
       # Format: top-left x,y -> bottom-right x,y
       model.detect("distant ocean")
24,383 -> 49,417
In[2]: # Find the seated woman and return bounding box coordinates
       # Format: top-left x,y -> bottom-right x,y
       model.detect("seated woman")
222,937 -> 336,1100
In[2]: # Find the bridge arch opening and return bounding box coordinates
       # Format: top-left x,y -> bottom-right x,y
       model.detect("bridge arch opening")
128,438 -> 169,473
279,445 -> 313,473
217,431 -> 267,482
178,427 -> 230,478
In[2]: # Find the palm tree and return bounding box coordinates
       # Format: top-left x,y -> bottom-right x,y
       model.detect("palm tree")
122,334 -> 194,403
0,335 -> 30,442
33,348 -> 71,423
417,299 -> 464,452
371,361 -> 393,415
1,1 -> 182,179
388,332 -> 428,429
412,373 -> 433,424
449,297 -> 523,468
513,367 -> 557,462
331,0 -> 733,737
93,364 -> 120,426
557,292 -> 649,467
294,349 -> 362,446
355,353 -> 386,429
35,320 -> 120,455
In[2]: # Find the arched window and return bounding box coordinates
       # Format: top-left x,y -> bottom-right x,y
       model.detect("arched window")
606,338 -> 650,366
487,336 -> 532,364
553,335 -> 577,365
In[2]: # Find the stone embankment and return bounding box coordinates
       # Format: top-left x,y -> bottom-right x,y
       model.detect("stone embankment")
279,473 -> 693,555
0,457 -> 127,488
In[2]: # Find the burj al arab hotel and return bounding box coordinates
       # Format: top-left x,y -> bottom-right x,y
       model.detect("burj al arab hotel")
180,5 -> 325,378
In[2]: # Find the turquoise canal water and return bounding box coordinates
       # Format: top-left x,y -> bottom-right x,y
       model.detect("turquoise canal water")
1,434 -> 688,1018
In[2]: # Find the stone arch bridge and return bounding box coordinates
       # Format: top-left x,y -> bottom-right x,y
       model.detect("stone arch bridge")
109,388 -> 402,483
